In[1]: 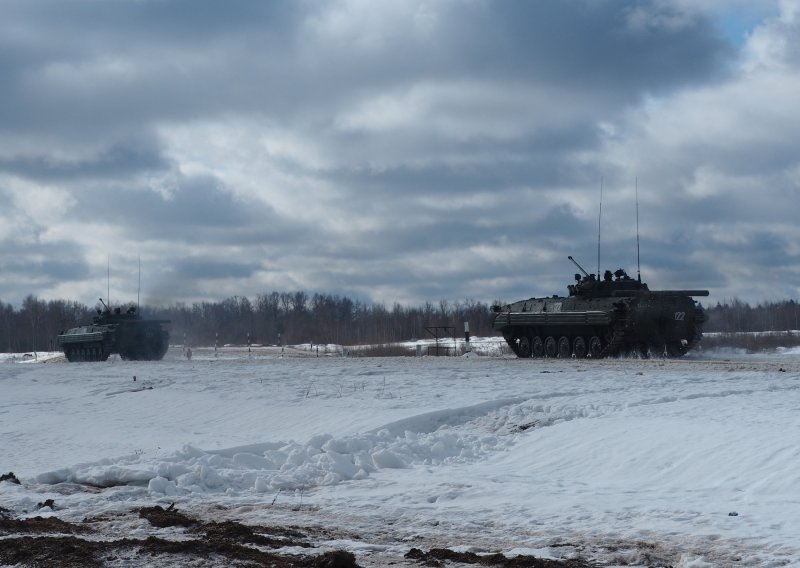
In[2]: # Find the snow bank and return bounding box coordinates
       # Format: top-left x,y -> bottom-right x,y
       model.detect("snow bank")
0,351 -> 63,363
35,398 -> 531,495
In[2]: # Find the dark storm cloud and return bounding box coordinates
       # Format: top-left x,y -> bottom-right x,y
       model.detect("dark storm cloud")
437,1 -> 731,89
312,199 -> 593,267
0,1 -> 301,129
326,133 -> 596,197
0,0 -> 731,134
0,241 -> 91,302
0,140 -> 170,182
71,175 -> 316,246
709,231 -> 799,268
170,258 -> 260,280
0,256 -> 90,283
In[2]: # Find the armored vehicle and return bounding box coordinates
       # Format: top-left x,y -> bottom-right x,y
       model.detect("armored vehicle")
491,257 -> 708,358
56,299 -> 170,362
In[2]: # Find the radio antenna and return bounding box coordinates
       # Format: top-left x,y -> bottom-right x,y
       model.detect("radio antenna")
107,256 -> 110,308
137,256 -> 141,312
597,176 -> 603,279
635,177 -> 641,283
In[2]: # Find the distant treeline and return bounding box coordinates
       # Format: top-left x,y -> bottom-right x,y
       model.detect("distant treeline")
703,299 -> 800,334
2,294 -> 800,353
156,292 -> 499,348
0,292 -> 497,352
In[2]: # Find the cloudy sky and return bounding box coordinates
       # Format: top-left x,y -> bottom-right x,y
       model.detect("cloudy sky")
2,0 -> 798,308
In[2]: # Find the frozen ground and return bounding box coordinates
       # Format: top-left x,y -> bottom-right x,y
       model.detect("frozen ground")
2,345 -> 800,566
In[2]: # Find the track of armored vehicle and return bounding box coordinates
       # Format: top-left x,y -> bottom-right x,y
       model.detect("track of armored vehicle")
491,258 -> 708,359
56,300 -> 170,362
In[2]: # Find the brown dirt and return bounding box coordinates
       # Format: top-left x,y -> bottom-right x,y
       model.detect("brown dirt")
0,505 -> 593,567
0,506 -> 358,567
200,519 -> 313,549
404,547 -> 594,567
138,504 -> 197,528
0,515 -> 92,535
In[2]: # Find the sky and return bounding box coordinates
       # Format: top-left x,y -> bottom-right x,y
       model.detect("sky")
1,0 -> 798,309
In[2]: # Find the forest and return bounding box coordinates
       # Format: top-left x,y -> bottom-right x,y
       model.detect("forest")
2,292 -> 800,354
0,292 -> 497,353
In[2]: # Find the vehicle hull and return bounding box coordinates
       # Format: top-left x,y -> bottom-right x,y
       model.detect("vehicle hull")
57,314 -> 170,362
492,289 -> 706,359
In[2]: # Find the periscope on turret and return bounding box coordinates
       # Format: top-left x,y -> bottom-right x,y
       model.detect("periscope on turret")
491,258 -> 708,359
56,299 -> 171,362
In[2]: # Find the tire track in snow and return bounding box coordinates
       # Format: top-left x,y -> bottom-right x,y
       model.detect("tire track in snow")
367,397 -> 528,436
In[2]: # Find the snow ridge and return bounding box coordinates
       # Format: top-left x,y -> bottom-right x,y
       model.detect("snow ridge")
35,398 -> 538,495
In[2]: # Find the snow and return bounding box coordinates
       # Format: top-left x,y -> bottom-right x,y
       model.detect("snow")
2,345 -> 800,566
0,351 -> 63,364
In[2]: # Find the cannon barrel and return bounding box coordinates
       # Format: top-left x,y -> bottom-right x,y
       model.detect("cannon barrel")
612,289 -> 709,297
567,256 -> 590,277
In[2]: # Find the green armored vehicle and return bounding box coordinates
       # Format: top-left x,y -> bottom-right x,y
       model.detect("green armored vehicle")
56,299 -> 170,362
491,257 -> 708,358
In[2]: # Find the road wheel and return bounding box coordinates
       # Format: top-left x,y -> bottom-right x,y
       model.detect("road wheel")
665,342 -> 687,358
544,336 -> 557,358
516,335 -> 532,358
557,336 -> 571,358
589,336 -> 602,358
573,336 -> 587,358
531,336 -> 544,358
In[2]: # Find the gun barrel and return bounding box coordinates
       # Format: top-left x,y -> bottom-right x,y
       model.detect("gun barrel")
567,256 -> 590,277
656,290 -> 710,297
612,290 -> 709,297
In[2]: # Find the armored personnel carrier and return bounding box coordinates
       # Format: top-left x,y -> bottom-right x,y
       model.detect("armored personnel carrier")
491,257 -> 708,358
56,299 -> 170,362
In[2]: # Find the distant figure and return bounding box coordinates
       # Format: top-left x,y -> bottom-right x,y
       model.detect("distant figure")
185,347 -> 192,360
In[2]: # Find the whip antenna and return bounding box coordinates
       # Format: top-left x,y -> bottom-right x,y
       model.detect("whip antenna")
137,256 -> 141,312
597,177 -> 603,279
636,177 -> 641,283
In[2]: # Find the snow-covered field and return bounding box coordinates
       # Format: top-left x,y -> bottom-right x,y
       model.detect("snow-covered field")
2,346 -> 800,566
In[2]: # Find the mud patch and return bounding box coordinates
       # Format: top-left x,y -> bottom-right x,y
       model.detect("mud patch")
0,535 -> 105,568
404,547 -> 592,567
0,534 -> 357,568
138,504 -> 197,528
200,519 -> 313,549
0,515 -> 92,535
0,506 -> 360,567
